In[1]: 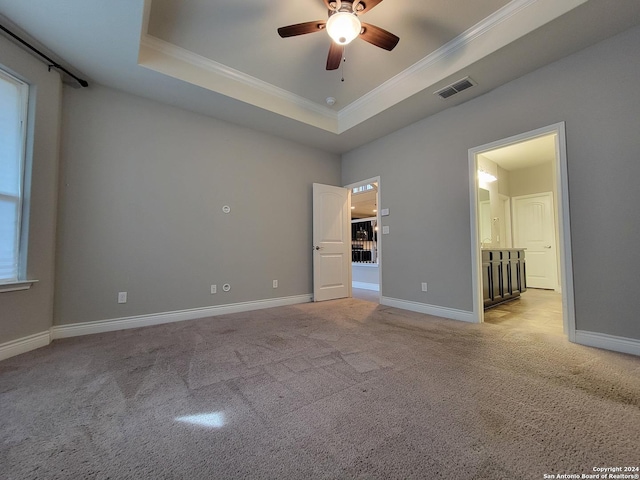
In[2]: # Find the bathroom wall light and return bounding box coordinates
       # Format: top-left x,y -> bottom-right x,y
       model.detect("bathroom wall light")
478,169 -> 497,183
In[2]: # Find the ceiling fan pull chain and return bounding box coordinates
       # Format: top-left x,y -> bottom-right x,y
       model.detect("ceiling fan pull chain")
341,47 -> 346,82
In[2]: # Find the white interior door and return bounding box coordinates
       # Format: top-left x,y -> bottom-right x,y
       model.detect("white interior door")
512,192 -> 558,289
313,183 -> 351,302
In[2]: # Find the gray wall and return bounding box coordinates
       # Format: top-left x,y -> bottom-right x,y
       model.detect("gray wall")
343,26 -> 640,339
0,37 -> 62,344
509,162 -> 554,198
497,167 -> 510,197
56,85 -> 340,325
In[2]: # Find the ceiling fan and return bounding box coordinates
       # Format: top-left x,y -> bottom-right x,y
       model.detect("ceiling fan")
277,0 -> 400,70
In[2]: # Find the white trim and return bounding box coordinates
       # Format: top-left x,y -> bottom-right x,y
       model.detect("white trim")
468,122 -> 576,341
381,297 -> 475,323
352,282 -> 379,292
141,35 -> 337,120
0,331 -> 50,361
351,216 -> 376,223
138,0 -> 587,133
338,0 -> 587,131
140,0 -> 152,38
51,294 -> 312,340
139,35 -> 338,133
553,124 -> 576,340
340,0 -> 534,120
0,279 -> 38,293
574,331 -> 640,357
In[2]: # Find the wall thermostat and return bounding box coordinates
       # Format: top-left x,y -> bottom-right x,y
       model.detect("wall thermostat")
222,205 -> 231,214
222,283 -> 231,292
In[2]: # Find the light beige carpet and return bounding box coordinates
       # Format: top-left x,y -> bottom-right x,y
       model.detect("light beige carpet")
1,298 -> 639,479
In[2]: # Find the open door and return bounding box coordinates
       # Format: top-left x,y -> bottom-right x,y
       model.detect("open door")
313,183 -> 351,302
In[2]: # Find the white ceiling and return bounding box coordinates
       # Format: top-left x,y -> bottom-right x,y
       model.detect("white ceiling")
1,0 -> 639,154
480,134 -> 556,171
146,0 -> 510,107
351,189 -> 378,218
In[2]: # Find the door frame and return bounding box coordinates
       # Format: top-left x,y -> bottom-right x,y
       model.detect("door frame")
467,122 -> 576,341
344,176 -> 382,303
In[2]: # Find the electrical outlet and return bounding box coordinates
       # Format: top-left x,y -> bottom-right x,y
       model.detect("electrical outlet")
421,282 -> 428,292
382,225 -> 390,235
273,280 -> 278,288
210,284 -> 217,294
118,291 -> 127,303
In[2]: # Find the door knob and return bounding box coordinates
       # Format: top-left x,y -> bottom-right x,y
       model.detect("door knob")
314,246 -> 321,250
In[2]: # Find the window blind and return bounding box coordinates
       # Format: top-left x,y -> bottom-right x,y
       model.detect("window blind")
0,70 -> 27,283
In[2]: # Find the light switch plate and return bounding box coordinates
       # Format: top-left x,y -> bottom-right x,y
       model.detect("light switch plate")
382,226 -> 390,234
381,208 -> 389,216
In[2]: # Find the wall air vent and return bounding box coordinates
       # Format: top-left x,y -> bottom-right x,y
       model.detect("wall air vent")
434,77 -> 476,100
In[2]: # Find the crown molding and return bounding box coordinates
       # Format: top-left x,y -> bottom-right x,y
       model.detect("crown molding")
337,0 -> 588,132
338,0 -> 539,122
140,0 -> 588,134
139,34 -> 339,132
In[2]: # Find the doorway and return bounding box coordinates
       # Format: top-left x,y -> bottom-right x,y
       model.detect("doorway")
345,177 -> 381,304
468,123 -> 576,341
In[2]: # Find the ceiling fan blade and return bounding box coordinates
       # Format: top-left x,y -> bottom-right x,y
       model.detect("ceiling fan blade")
356,0 -> 383,14
326,42 -> 344,70
322,0 -> 334,11
359,22 -> 399,51
278,21 -> 326,38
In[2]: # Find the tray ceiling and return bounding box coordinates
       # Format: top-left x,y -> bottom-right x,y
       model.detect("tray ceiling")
1,0 -> 640,153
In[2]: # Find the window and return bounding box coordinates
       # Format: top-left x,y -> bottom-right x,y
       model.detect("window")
0,69 -> 29,284
352,184 -> 374,194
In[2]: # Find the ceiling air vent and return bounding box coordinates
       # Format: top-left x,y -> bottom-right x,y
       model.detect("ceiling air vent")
434,77 -> 476,100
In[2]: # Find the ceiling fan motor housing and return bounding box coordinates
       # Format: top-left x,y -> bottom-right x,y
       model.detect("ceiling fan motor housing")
328,1 -> 365,14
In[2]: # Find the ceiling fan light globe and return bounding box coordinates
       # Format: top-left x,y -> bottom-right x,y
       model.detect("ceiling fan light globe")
326,12 -> 361,45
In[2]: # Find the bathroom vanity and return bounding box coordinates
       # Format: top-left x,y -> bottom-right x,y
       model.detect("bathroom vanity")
482,248 -> 526,308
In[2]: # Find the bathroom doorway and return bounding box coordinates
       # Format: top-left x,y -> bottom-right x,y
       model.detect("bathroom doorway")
468,123 -> 576,340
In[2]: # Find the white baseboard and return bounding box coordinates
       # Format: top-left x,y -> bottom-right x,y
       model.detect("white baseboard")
0,331 -> 51,362
352,282 -> 380,292
51,294 -> 313,340
381,297 -> 475,323
574,330 -> 640,357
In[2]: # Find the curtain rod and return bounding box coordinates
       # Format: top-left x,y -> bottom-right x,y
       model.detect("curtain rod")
0,23 -> 88,88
